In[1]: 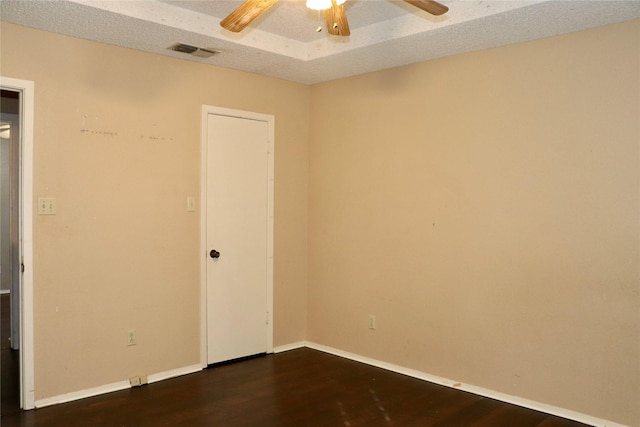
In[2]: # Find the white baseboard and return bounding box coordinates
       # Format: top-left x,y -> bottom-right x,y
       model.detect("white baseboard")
31,343 -> 630,427
0,289 -> 10,295
35,380 -> 131,408
35,364 -> 203,409
304,342 -> 629,427
273,341 -> 306,353
147,364 -> 202,384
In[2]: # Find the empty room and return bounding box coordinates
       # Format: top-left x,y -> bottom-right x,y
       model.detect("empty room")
0,1 -> 638,426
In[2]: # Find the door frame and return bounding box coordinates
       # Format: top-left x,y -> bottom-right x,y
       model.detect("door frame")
0,76 -> 35,409
199,105 -> 274,367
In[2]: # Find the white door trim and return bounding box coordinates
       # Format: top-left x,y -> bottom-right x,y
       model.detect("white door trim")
0,76 -> 35,409
199,105 -> 274,367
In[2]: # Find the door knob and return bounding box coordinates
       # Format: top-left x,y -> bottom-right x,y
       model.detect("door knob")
210,249 -> 221,259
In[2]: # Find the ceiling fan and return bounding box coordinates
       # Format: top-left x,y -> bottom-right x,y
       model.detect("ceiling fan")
220,0 -> 448,37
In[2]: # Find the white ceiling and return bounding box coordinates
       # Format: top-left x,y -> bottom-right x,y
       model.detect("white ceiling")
1,0 -> 639,84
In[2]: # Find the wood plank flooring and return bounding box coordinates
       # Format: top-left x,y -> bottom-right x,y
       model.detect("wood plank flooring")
1,293 -> 21,420
1,345 -> 588,426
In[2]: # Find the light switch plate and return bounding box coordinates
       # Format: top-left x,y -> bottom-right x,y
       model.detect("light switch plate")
38,197 -> 57,215
187,196 -> 196,212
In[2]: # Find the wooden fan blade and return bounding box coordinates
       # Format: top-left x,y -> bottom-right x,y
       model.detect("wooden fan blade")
324,0 -> 350,36
220,0 -> 278,33
404,0 -> 448,16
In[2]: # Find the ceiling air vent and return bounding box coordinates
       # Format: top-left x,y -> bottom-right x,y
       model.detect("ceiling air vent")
169,43 -> 219,58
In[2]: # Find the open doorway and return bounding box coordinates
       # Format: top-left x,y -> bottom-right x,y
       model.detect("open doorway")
0,76 -> 34,412
1,89 -> 21,416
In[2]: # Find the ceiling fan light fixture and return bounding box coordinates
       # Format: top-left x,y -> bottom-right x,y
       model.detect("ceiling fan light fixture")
306,0 -> 344,11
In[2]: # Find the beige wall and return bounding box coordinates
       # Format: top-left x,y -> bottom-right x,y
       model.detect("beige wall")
308,20 -> 639,426
0,22 -> 309,399
2,17 -> 639,426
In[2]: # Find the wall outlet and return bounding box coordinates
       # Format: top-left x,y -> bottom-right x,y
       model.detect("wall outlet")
129,375 -> 148,387
127,329 -> 136,346
368,314 -> 376,330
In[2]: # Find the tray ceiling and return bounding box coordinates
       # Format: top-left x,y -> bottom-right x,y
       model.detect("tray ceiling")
1,0 -> 639,84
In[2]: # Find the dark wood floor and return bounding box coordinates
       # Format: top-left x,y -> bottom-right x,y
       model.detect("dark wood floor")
1,294 -> 10,349
1,293 -> 21,420
1,340 -> 587,427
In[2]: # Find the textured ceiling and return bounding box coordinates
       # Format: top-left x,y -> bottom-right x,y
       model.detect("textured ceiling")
1,0 -> 639,84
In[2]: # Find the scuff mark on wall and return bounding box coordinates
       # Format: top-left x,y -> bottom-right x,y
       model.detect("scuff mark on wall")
80,129 -> 118,137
